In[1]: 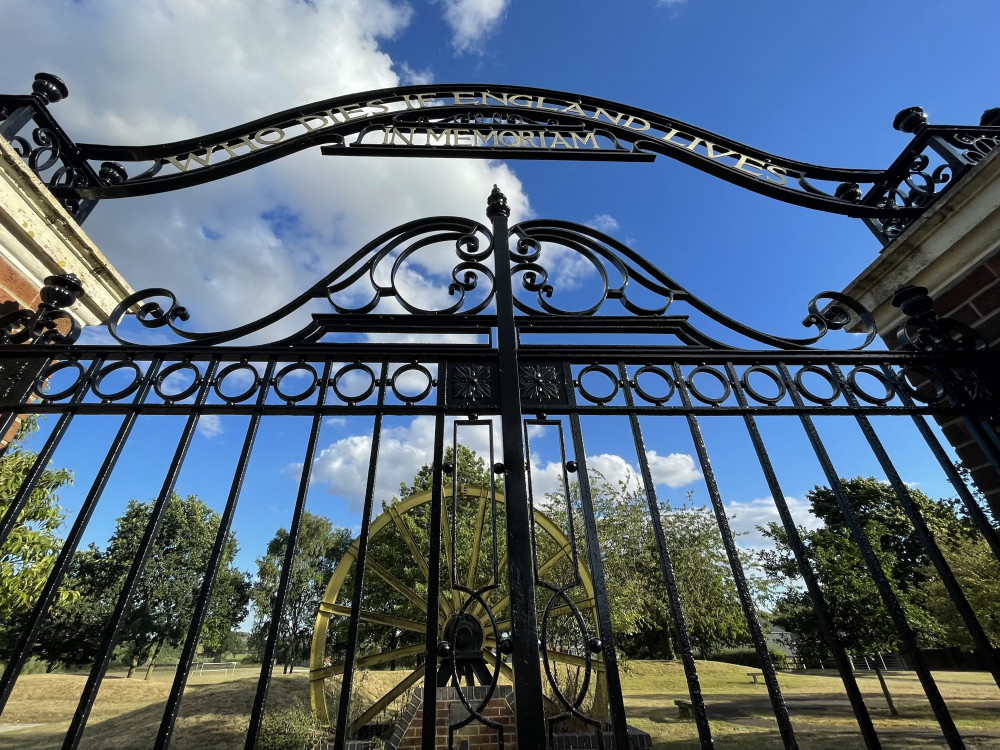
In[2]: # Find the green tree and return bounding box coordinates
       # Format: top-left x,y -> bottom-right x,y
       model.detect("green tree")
0,418 -> 74,656
759,476 -> 1000,712
547,472 -> 765,660
57,494 -> 250,678
250,512 -> 352,672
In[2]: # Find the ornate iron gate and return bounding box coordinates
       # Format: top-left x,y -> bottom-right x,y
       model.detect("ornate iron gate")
1,187 -> 999,750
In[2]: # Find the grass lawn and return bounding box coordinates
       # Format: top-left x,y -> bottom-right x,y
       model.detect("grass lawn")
0,661 -> 997,749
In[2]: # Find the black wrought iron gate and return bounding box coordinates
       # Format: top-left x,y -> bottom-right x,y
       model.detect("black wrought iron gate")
1,187 -> 999,750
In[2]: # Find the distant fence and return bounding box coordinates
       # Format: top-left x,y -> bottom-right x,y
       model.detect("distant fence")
191,661 -> 238,676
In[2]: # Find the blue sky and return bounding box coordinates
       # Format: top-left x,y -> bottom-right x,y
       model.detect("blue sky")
4,0 -> 996,587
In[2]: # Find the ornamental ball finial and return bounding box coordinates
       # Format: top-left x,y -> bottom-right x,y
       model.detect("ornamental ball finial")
486,184 -> 510,219
981,108 -> 1000,127
891,284 -> 933,318
893,106 -> 927,134
32,73 -> 69,104
39,273 -> 85,309
99,162 -> 128,185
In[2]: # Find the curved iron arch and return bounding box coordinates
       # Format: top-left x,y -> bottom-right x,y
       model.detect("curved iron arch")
22,83 -> 992,221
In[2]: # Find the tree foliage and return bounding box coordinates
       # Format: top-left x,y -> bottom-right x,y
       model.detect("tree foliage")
250,512 -> 352,671
547,472 -> 765,660
0,418 -> 74,632
760,476 -> 1000,664
26,493 -> 250,676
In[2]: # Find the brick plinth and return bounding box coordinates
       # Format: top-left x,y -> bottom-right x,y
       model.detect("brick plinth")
392,686 -> 517,750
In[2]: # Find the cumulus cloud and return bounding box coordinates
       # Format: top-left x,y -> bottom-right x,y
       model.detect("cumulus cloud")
1,0 -> 530,338
646,451 -> 703,488
306,416 -> 502,511
723,495 -> 821,547
435,0 -> 509,53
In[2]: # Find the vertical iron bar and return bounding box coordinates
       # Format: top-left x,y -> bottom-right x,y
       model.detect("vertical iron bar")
489,188 -> 546,747
777,362 -> 966,750
887,365 -> 1000,563
154,358 -> 278,750
0,355 -> 104,549
420,410 -> 446,750
671,362 -> 799,750
0,354 -> 163,714
724,362 -> 882,750
61,357 -> 220,750
244,360 -> 334,750
831,364 -> 1000,689
334,362 -> 389,749
566,411 -> 632,750
618,362 -> 715,750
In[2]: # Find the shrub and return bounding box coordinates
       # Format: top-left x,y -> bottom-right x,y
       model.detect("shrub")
713,649 -> 788,670
257,705 -> 320,750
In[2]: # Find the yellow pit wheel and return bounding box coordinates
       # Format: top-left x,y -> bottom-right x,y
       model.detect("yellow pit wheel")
309,485 -> 606,736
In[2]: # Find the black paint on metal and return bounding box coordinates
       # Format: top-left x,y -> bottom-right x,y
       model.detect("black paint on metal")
0,193 -> 998,749
673,362 -> 799,750
724,361 -> 882,750
61,358 -> 220,750
244,360 -> 333,750
154,358 -> 278,750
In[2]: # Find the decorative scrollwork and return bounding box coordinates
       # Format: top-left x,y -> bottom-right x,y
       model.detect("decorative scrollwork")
0,274 -> 84,346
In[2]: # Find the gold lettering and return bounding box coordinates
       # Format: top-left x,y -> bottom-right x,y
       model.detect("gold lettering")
499,130 -> 521,147
452,129 -> 474,146
549,132 -> 572,149
765,165 -> 788,185
482,92 -> 509,107
380,127 -> 393,145
254,127 -> 286,145
560,102 -> 586,117
592,107 -> 624,126
474,130 -> 498,147
519,131 -> 538,147
508,94 -> 533,107
661,128 -> 684,145
404,96 -> 421,110
623,115 -> 650,131
365,99 -> 389,115
417,94 -> 439,108
535,97 -> 559,111
218,135 -> 259,159
734,154 -> 765,177
427,129 -> 451,147
390,127 -> 415,145
704,142 -> 738,160
337,105 -> 368,120
164,145 -> 219,171
686,137 -> 704,151
296,115 -> 330,132
454,92 -> 478,105
571,132 -> 598,149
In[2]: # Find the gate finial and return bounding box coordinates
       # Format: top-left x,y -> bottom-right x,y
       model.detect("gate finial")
486,184 -> 509,218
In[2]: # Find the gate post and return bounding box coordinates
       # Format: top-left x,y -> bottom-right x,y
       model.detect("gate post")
487,186 -> 547,747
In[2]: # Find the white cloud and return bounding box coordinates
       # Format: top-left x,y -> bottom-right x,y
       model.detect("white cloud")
307,415 -> 503,512
646,451 -> 702,487
585,214 -> 620,234
723,495 -> 821,547
435,0 -> 509,53
1,0 -> 530,340
197,414 -> 224,439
